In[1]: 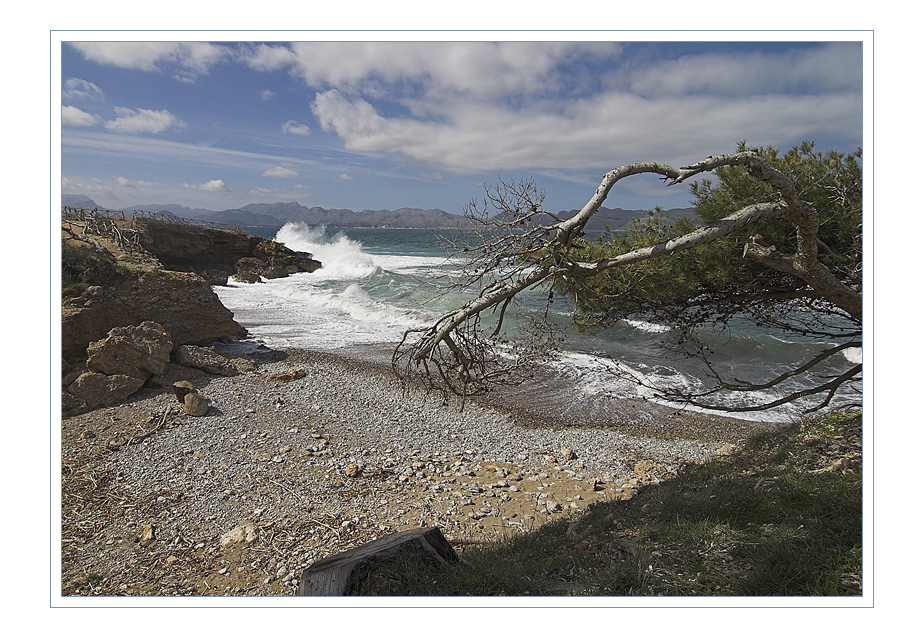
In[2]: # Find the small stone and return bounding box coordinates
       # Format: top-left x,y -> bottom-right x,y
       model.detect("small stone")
715,444 -> 737,456
344,463 -> 363,478
267,369 -> 305,383
139,523 -> 155,545
220,523 -> 257,546
560,447 -> 577,461
546,501 -> 563,513
183,392 -> 209,416
165,555 -> 179,564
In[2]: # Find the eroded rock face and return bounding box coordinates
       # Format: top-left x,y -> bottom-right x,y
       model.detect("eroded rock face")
133,219 -> 321,283
62,270 -> 247,365
86,321 -> 173,380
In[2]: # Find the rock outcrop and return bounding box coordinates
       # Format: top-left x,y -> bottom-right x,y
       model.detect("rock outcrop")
133,218 -> 321,284
62,269 -> 246,365
61,215 -> 321,412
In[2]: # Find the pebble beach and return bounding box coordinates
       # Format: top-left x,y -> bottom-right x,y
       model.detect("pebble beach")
61,344 -> 771,597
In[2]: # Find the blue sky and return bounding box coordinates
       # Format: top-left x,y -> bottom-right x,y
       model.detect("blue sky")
58,37 -> 865,214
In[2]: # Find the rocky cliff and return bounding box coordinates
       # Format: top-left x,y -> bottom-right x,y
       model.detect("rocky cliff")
62,270 -> 247,364
61,216 -> 322,412
133,218 -> 321,284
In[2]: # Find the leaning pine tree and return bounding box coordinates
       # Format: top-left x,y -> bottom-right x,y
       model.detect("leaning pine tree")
394,142 -> 862,414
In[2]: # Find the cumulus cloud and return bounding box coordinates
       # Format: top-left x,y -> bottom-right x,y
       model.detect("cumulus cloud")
312,86 -> 862,173
263,41 -> 622,99
240,43 -> 297,72
105,107 -> 186,134
262,165 -> 299,178
68,42 -> 228,76
288,41 -> 861,175
184,179 -> 229,192
63,78 -> 105,101
281,120 -> 311,136
260,89 -> 275,101
62,105 -> 100,127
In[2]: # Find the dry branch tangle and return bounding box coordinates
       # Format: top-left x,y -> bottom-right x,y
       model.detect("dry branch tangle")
396,150 -> 861,410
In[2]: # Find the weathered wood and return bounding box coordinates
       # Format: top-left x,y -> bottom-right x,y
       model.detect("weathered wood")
297,526 -> 460,596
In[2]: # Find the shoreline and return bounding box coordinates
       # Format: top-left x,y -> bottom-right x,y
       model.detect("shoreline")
61,341 -> 772,596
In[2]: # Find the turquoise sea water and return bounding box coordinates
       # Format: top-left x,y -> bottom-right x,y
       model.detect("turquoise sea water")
213,223 -> 862,423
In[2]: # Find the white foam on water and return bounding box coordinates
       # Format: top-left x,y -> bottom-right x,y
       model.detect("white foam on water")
214,273 -> 434,351
842,347 -> 862,364
623,318 -> 672,334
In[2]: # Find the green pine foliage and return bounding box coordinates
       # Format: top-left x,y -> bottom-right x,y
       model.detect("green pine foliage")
557,141 -> 862,334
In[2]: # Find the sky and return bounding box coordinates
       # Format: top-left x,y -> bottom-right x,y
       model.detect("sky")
57,36 -> 865,215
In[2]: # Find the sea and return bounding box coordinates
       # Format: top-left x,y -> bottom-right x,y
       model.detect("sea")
213,222 -> 862,424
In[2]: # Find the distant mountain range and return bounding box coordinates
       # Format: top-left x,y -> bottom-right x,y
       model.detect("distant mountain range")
62,195 -> 697,232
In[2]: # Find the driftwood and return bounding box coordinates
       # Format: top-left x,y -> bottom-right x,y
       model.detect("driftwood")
297,526 -> 460,596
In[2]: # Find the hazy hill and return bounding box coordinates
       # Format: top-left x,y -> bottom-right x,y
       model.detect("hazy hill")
62,195 -> 697,231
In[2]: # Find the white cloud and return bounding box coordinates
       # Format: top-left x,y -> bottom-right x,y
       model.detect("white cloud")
313,87 -> 862,173
62,105 -> 100,127
105,107 -> 186,134
262,165 -> 299,178
281,120 -> 311,136
63,78 -> 105,101
68,42 -> 228,76
115,176 -> 160,188
240,43 -> 297,72
275,41 -> 621,99
260,89 -> 275,101
184,179 -> 229,192
338,173 -> 354,181
295,42 -> 859,176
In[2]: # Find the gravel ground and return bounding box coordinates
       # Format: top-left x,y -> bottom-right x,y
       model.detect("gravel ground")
60,344 -> 771,598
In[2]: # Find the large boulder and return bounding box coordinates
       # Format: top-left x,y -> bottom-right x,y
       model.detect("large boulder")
86,321 -> 173,380
67,372 -> 146,409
